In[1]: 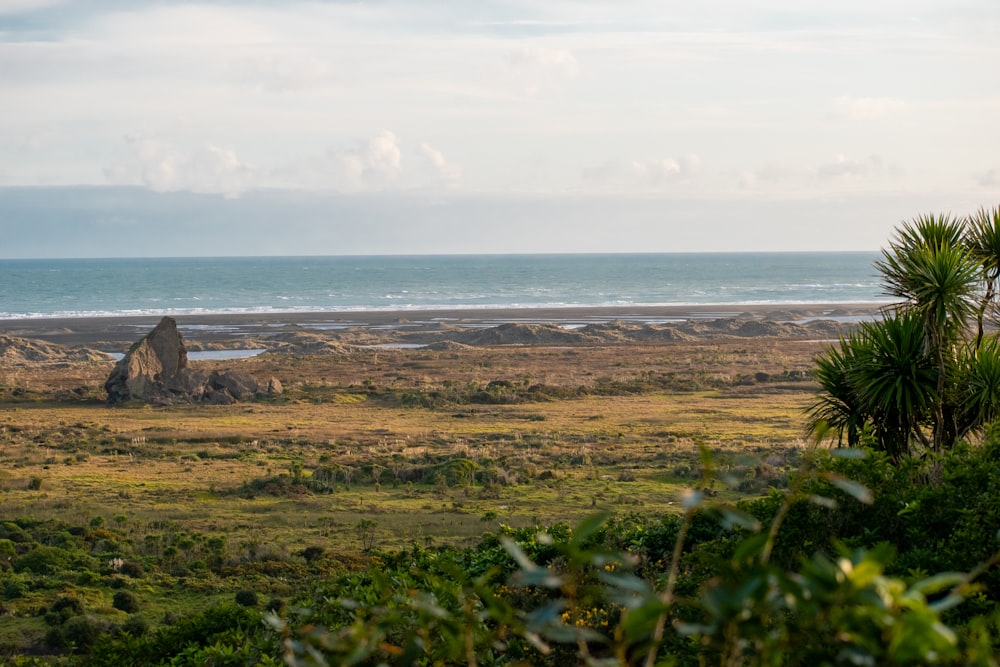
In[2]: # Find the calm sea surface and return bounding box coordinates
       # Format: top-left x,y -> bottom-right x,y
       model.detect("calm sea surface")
0,253 -> 885,320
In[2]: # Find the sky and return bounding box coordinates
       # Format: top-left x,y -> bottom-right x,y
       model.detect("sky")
0,0 -> 998,257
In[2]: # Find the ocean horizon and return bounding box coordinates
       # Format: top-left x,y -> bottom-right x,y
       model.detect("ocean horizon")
0,252 -> 887,320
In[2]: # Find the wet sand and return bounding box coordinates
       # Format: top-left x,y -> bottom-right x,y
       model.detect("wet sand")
0,303 -> 885,350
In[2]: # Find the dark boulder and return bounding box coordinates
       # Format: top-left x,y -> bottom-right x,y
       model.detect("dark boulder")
207,370 -> 260,401
105,317 -> 200,404
104,317 -> 281,405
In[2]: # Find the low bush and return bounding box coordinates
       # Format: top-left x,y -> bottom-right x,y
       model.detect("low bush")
234,589 -> 258,608
111,591 -> 139,614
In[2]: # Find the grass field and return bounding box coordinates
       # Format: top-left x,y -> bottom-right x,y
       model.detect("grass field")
0,336 -> 835,655
1,339 -> 821,554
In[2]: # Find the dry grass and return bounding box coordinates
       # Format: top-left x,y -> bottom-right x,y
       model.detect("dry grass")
0,338 -> 824,552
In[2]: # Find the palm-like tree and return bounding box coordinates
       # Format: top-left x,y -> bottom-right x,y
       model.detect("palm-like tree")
811,208 -> 1000,460
953,337 -> 1000,443
807,334 -> 869,448
848,313 -> 936,460
873,215 -> 980,452
965,205 -> 1000,347
876,215 -> 979,349
808,313 -> 938,461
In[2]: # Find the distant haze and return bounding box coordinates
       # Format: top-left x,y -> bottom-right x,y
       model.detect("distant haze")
1,2 -> 998,258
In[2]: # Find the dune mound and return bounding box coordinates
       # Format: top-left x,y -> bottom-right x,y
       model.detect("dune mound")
263,330 -> 353,355
677,318 -> 808,338
0,335 -> 111,364
764,310 -> 801,321
452,323 -> 598,346
801,319 -> 852,337
578,321 -> 694,343
423,341 -> 474,351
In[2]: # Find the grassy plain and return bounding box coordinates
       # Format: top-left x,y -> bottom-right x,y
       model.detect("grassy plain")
1,338 -> 822,554
0,333 -> 836,655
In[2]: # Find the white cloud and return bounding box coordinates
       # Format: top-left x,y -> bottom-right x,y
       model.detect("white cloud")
183,146 -> 256,198
581,155 -> 700,189
280,130 -> 404,192
419,143 -> 462,189
834,96 -> 905,121
333,130 -> 402,188
104,135 -> 255,198
507,47 -> 580,77
738,162 -> 807,189
138,131 -> 464,194
91,5 -> 277,48
817,154 -> 888,179
0,0 -> 65,15
0,0 -> 997,222
504,46 -> 579,96
230,51 -> 337,93
977,169 -> 1000,188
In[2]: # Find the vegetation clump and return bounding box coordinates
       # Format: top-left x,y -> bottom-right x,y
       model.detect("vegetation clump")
810,206 -> 1000,460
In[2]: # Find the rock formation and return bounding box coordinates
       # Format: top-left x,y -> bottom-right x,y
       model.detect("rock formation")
105,317 -> 281,405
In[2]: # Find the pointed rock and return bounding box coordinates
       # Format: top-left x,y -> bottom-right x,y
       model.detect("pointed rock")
105,316 -> 280,405
105,317 -> 199,404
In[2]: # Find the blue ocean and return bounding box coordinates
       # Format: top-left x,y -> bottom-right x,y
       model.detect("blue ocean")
0,253 -> 885,320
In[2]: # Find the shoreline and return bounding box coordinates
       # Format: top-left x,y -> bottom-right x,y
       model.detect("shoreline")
0,303 -> 886,349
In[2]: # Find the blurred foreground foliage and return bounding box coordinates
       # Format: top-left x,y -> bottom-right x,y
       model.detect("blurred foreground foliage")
4,435 -> 1000,666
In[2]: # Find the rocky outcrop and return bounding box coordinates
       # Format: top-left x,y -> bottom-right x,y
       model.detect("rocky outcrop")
104,317 -> 282,405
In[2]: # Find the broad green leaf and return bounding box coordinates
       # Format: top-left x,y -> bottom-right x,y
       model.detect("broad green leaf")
569,512 -> 609,549
716,507 -> 762,532
681,488 -> 703,511
824,473 -> 874,504
597,571 -> 655,595
910,571 -> 965,595
808,494 -> 838,509
512,567 -> 564,588
733,533 -> 769,563
500,536 -> 536,571
831,448 -> 867,459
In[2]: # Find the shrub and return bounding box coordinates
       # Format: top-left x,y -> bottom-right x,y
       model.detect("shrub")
121,614 -> 149,637
46,596 -> 84,625
59,615 -> 104,652
3,576 -> 28,599
112,590 -> 140,613
298,546 -> 325,563
234,589 -> 259,608
14,546 -> 72,575
0,538 -> 16,569
119,561 -> 144,578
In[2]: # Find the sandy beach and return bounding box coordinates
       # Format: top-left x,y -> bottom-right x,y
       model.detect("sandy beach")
0,302 -> 885,350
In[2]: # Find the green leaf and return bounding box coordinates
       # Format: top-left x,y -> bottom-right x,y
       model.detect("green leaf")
808,494 -> 838,509
831,448 -> 867,459
929,593 -> 966,613
597,571 -> 655,595
823,473 -> 874,504
910,572 -> 965,595
499,536 -> 536,571
618,601 -> 667,640
681,488 -> 703,511
716,507 -> 762,532
569,512 -> 609,549
512,567 -> 564,588
732,533 -> 769,563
